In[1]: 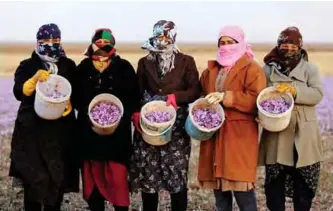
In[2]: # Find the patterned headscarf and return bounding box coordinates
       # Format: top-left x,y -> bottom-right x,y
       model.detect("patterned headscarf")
35,23 -> 66,74
84,28 -> 116,61
264,26 -> 308,75
142,20 -> 179,77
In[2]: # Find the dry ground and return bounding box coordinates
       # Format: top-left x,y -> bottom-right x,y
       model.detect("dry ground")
0,45 -> 333,210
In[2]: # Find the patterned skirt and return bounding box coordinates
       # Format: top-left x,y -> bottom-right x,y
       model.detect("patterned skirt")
265,162 -> 320,198
129,107 -> 191,194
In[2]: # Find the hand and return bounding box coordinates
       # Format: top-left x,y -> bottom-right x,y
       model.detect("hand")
222,91 -> 234,107
62,101 -> 72,117
131,112 -> 142,135
255,117 -> 262,126
205,92 -> 225,104
275,83 -> 296,97
166,94 -> 177,109
33,69 -> 51,82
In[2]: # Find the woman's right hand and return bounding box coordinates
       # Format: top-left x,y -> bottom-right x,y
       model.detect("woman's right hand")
131,112 -> 142,135
33,69 -> 51,82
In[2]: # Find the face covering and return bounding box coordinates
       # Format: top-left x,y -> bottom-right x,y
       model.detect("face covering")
37,42 -> 62,59
216,43 -> 246,68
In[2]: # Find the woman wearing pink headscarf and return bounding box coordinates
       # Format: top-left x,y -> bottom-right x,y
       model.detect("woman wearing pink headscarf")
198,26 -> 266,211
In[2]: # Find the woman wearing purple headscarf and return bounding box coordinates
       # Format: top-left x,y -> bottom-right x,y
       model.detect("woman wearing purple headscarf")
10,23 -> 79,211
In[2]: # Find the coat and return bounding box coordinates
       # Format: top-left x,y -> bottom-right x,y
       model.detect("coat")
10,52 -> 79,205
129,52 -> 201,193
72,56 -> 141,166
258,59 -> 323,168
136,52 -> 200,106
198,54 -> 267,184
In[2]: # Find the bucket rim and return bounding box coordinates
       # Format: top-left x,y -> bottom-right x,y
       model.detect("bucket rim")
188,98 -> 225,132
36,74 -> 71,104
88,93 -> 124,129
256,86 -> 295,118
140,100 -> 177,127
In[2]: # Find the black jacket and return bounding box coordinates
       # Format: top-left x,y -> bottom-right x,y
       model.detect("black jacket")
10,52 -> 79,205
72,56 -> 141,166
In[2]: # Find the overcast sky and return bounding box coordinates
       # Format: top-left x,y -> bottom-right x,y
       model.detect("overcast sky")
1,1 -> 333,43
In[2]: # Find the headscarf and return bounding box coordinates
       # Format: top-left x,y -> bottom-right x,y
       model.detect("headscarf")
84,28 -> 117,72
35,23 -> 66,74
264,26 -> 308,75
216,26 -> 254,70
142,20 -> 179,77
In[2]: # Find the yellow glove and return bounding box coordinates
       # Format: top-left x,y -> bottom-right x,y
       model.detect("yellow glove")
275,83 -> 297,97
205,92 -> 225,104
22,69 -> 51,96
62,101 -> 72,117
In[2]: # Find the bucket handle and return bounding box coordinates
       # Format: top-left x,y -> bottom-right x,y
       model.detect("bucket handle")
140,119 -> 174,137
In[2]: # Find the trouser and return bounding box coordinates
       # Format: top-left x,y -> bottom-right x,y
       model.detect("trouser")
87,187 -> 129,211
213,190 -> 257,211
24,188 -> 63,211
141,188 -> 188,211
265,169 -> 315,211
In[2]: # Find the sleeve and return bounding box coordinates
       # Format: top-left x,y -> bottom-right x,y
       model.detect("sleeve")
71,60 -> 85,111
136,58 -> 147,98
199,69 -> 209,97
229,63 -> 267,113
173,56 -> 201,104
294,64 -> 323,105
122,60 -> 141,115
13,60 -> 35,101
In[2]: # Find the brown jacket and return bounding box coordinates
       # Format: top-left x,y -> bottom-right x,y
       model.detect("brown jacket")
198,55 -> 267,183
258,60 -> 323,168
137,52 -> 201,105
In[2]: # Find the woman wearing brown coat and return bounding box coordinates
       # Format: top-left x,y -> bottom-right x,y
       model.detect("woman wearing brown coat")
258,27 -> 323,211
198,26 -> 266,211
130,20 -> 201,211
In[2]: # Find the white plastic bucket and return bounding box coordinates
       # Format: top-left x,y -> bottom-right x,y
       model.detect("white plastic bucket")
140,101 -> 177,145
88,93 -> 124,136
257,86 -> 294,132
34,74 -> 71,120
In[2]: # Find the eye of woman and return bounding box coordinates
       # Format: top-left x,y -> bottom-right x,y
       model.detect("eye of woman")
219,37 -> 237,46
38,38 -> 61,44
156,36 -> 171,42
280,43 -> 298,51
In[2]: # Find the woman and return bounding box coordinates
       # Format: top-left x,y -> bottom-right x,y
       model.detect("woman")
10,23 -> 79,211
258,27 -> 323,211
130,20 -> 201,211
198,26 -> 266,211
72,28 -> 140,211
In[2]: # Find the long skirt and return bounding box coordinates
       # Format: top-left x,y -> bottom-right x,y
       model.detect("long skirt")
82,161 -> 130,206
130,107 -> 191,193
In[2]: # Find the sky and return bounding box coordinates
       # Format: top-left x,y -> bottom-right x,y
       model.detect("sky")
1,1 -> 333,43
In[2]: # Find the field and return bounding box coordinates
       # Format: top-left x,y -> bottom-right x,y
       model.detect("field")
1,44 -> 333,210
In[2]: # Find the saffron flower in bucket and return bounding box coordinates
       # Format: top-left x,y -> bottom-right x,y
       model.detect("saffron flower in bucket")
90,102 -> 121,126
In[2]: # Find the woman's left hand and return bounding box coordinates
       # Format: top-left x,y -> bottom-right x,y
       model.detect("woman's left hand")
62,101 -> 72,116
275,83 -> 297,97
166,94 -> 178,109
222,91 -> 234,107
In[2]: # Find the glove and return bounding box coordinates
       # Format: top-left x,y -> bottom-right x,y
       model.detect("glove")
205,92 -> 225,104
166,94 -> 177,109
62,101 -> 72,117
131,112 -> 142,135
275,83 -> 296,97
22,69 -> 51,96
222,91 -> 234,108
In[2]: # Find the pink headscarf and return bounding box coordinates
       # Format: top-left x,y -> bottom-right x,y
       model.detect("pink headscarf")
216,26 -> 254,70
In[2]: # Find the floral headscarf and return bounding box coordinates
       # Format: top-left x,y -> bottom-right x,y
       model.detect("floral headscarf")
35,23 -> 66,74
142,20 -> 179,77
